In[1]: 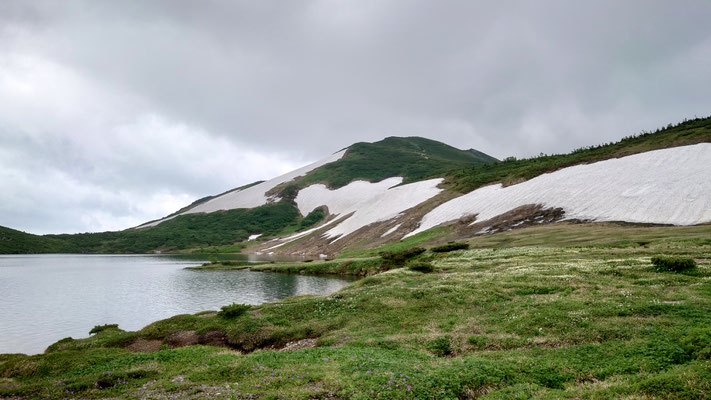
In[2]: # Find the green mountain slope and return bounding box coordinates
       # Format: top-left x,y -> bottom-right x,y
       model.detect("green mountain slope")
48,202 -> 300,253
0,225 -> 77,254
448,116 -> 711,193
294,136 -> 498,189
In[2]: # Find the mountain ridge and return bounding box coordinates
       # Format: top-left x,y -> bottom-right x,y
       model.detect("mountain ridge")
2,118 -> 710,255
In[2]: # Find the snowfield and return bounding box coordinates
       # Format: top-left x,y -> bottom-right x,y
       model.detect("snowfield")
267,178 -> 444,248
317,178 -> 443,240
295,177 -> 404,217
407,143 -> 711,237
139,150 -> 346,228
185,149 -> 346,214
381,223 -> 402,237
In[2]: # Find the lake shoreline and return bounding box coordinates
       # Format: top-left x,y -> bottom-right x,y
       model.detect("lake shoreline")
0,254 -> 354,355
3,225 -> 710,399
189,256 -> 399,277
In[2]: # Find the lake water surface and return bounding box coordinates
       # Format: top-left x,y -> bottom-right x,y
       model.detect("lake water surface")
0,254 -> 356,355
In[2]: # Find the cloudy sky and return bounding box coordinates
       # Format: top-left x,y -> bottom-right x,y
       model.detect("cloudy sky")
1,0 -> 710,234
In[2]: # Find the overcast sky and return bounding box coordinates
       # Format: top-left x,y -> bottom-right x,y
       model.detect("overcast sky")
1,0 -> 710,234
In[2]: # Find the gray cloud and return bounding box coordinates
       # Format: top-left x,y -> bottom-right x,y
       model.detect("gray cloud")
1,0 -> 710,233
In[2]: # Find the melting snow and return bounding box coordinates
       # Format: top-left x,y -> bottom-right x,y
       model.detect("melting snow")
248,234 -> 262,241
407,143 -> 711,237
295,177 -> 403,216
297,178 -> 444,241
266,178 -> 444,249
381,223 -> 402,237
186,150 -> 346,213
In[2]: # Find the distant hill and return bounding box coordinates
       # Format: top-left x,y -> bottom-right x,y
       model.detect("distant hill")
0,225 -> 76,254
4,136 -> 494,254
2,118 -> 710,255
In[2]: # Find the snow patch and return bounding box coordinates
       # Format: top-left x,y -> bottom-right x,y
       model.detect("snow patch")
248,234 -> 262,241
263,222 -> 330,250
139,150 -> 346,227
186,149 -> 346,213
316,178 -> 443,241
295,177 -> 402,216
381,223 -> 402,237
407,144 -> 711,237
265,178 -> 443,249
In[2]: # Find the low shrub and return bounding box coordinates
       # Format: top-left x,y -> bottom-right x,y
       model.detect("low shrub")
298,207 -> 325,230
431,242 -> 470,253
45,337 -> 74,352
530,366 -> 570,389
651,256 -> 697,272
218,303 -> 251,319
427,335 -> 453,356
680,328 -> 711,359
379,247 -> 426,265
467,335 -> 487,349
408,261 -> 434,273
89,324 -> 119,335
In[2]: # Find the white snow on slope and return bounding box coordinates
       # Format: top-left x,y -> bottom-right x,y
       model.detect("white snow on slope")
295,178 -> 444,241
407,143 -> 711,237
295,177 -> 403,216
139,150 -> 346,227
381,223 -> 402,237
266,177 -> 444,250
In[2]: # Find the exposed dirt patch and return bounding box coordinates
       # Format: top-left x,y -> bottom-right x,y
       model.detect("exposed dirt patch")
460,204 -> 565,238
279,338 -> 318,351
199,330 -> 229,347
165,330 -> 200,348
126,338 -> 163,353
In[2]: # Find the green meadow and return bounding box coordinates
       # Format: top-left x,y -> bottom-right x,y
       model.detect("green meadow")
2,223 -> 710,399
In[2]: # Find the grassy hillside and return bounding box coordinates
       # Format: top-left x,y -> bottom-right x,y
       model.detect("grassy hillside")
448,116 -> 711,193
2,224 -> 710,399
296,136 -> 498,189
0,225 -> 76,254
48,201 -> 301,253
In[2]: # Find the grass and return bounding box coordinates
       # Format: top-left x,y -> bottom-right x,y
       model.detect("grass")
2,223 -> 710,399
338,226 -> 449,259
447,116 -> 711,193
462,221 -> 711,249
